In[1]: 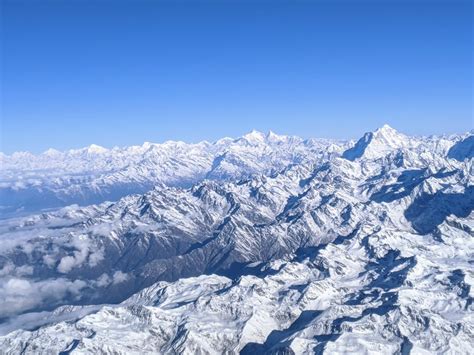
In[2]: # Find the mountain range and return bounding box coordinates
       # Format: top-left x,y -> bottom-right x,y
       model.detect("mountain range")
0,125 -> 472,354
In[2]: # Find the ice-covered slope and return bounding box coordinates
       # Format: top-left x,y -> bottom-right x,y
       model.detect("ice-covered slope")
0,126 -> 472,354
2,210 -> 472,354
342,124 -> 414,161
0,132 -> 341,216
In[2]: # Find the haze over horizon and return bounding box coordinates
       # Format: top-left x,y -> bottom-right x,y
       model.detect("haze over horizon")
2,0 -> 472,153
0,123 -> 467,155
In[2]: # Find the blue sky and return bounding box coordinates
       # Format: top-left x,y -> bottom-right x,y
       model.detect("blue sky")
2,0 -> 472,153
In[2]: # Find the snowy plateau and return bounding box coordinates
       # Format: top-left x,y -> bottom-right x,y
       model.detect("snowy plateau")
0,125 -> 473,354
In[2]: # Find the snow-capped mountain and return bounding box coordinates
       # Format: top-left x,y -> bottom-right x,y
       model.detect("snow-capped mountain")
342,124 -> 413,160
0,131 -> 341,217
0,126 -> 472,354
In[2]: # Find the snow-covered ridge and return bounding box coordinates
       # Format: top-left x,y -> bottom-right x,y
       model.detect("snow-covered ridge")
0,125 -> 472,354
1,126 -> 470,217
0,130 -> 343,217
0,130 -> 305,159
342,124 -> 412,160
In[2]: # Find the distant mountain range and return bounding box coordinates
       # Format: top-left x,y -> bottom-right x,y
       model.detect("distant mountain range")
0,125 -> 472,354
0,131 -> 343,217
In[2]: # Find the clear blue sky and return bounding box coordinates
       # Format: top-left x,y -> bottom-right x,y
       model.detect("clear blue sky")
1,0 -> 472,153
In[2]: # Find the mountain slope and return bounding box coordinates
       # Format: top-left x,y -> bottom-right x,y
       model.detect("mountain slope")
1,207 -> 472,354
448,134 -> 474,161
0,132 -> 341,216
0,126 -> 472,354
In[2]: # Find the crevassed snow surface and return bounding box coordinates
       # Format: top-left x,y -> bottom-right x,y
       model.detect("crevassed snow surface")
0,126 -> 473,354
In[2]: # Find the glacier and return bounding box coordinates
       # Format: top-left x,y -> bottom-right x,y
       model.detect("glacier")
0,125 -> 472,354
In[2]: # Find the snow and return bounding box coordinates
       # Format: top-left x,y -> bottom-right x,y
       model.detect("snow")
342,124 -> 415,161
0,125 -> 472,354
0,130 -> 337,217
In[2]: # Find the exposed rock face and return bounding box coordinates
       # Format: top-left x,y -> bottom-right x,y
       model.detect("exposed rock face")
0,132 -> 341,216
448,134 -> 474,161
0,127 -> 472,354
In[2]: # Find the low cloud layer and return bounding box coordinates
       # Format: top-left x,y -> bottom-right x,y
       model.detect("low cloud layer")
0,277 -> 87,317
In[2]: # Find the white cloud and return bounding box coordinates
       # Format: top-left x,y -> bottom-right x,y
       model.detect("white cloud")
57,255 -> 78,273
43,254 -> 57,267
57,235 -> 103,273
112,271 -> 129,284
0,263 -> 33,277
0,263 -> 15,277
14,265 -> 34,276
88,247 -> 105,267
0,277 -> 87,318
96,273 -> 111,287
0,304 -> 102,336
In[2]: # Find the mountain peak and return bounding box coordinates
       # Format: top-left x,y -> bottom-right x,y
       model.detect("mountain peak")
87,144 -> 108,154
266,130 -> 287,142
373,124 -> 404,141
42,148 -> 62,156
243,130 -> 266,143
343,124 -> 409,161
141,142 -> 157,151
374,123 -> 397,134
